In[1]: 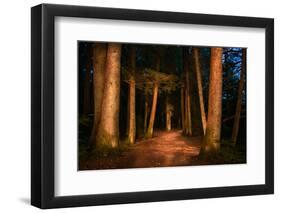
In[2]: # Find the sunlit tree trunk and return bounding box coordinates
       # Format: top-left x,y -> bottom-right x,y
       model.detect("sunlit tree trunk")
147,82 -> 159,138
231,49 -> 246,144
127,47 -> 136,144
200,48 -> 223,157
166,96 -> 172,131
96,43 -> 122,149
146,54 -> 160,138
89,43 -> 107,144
184,50 -> 192,136
180,86 -> 185,131
193,48 -> 207,135
83,47 -> 92,116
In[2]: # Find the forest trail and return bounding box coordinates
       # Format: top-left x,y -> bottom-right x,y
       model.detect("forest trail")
81,130 -> 202,170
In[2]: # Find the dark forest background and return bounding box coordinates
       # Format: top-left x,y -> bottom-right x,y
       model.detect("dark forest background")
78,42 -> 246,170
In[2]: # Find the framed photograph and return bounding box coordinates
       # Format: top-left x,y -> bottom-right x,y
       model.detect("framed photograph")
31,3 -> 274,209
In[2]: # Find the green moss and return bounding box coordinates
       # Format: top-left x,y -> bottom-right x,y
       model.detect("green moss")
198,139 -> 246,164
88,139 -> 131,160
145,128 -> 153,138
96,130 -> 118,148
78,115 -> 93,162
218,140 -> 246,163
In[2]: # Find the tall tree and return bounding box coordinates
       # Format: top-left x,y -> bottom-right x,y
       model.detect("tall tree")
143,86 -> 149,135
96,43 -> 122,149
200,47 -> 223,157
146,83 -> 158,138
184,49 -> 192,136
180,85 -> 185,130
165,96 -> 173,131
193,48 -> 207,135
127,46 -> 136,144
89,43 -> 107,144
231,48 -> 246,144
146,53 -> 160,138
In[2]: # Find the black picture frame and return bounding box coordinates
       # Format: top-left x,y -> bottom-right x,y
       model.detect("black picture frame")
31,3 -> 274,209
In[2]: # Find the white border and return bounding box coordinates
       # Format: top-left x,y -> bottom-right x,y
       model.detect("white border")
55,17 -> 265,196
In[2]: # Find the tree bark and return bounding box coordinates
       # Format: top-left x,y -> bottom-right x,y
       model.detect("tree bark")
146,53 -> 160,138
193,47 -> 207,135
127,47 -> 136,144
146,82 -> 159,138
200,48 -> 223,157
166,96 -> 172,131
89,43 -> 107,145
231,48 -> 246,144
184,84 -> 192,136
184,50 -> 192,136
180,86 -> 185,131
95,43 -> 122,149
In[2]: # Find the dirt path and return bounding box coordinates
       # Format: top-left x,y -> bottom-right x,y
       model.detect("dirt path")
81,130 -> 202,170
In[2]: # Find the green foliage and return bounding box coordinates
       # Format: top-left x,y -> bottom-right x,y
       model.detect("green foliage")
122,67 -> 180,94
79,115 -> 91,126
78,115 -> 92,143
78,115 -> 92,162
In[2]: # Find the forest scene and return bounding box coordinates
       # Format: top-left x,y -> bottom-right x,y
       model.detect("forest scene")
78,42 -> 246,170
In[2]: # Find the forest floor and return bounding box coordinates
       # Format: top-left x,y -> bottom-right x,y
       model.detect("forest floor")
79,130 -> 203,170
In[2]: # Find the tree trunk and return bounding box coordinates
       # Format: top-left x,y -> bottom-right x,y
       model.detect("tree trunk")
95,43 -> 122,149
180,86 -> 185,131
89,43 -> 107,145
193,47 -> 207,135
184,50 -> 192,136
146,53 -> 160,138
231,48 -> 246,144
200,47 -> 223,157
127,47 -> 136,144
83,47 -> 92,116
166,96 -> 172,131
184,84 -> 192,136
146,82 -> 159,138
144,92 -> 149,135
